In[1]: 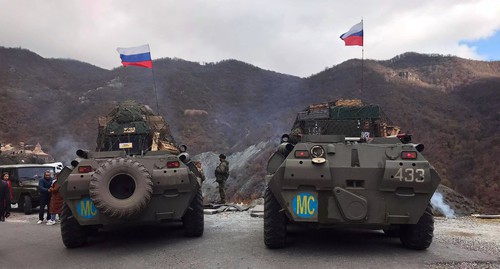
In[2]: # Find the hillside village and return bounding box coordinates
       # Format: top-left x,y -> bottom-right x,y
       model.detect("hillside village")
0,142 -> 53,164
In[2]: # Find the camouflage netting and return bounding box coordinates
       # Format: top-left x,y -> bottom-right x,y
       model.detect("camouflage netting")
291,99 -> 400,138
106,100 -> 155,123
96,100 -> 178,154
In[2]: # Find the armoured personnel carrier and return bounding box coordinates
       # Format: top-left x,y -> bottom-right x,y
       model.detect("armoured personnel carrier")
57,101 -> 204,248
264,99 -> 440,250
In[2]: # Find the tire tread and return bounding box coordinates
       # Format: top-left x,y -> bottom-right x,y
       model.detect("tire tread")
264,187 -> 287,248
182,188 -> 204,237
61,203 -> 88,248
89,157 -> 153,218
400,205 -> 434,250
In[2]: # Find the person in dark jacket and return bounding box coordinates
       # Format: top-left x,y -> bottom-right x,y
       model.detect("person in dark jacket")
0,173 -> 11,222
37,170 -> 52,224
2,172 -> 12,219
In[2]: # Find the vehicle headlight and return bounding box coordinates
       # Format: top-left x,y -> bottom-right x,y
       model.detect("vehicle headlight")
310,145 -> 325,158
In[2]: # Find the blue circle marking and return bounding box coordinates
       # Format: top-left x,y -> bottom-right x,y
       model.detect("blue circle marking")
76,197 -> 98,219
292,192 -> 318,218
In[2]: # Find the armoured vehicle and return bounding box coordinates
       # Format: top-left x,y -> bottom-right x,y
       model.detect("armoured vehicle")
0,164 -> 56,214
264,99 -> 441,250
57,101 -> 204,248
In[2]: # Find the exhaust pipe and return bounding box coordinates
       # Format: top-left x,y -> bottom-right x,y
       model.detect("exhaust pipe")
76,149 -> 89,159
179,152 -> 190,163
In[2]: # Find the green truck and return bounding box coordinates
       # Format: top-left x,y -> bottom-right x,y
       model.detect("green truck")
0,164 -> 56,214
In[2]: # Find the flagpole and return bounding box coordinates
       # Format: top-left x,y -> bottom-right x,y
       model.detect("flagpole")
151,68 -> 160,114
361,18 -> 364,97
149,45 -> 160,114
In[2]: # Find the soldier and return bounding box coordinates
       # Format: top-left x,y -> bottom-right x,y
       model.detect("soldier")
214,154 -> 229,204
289,126 -> 304,144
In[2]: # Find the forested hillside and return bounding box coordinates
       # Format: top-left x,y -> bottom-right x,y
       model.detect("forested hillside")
0,47 -> 498,212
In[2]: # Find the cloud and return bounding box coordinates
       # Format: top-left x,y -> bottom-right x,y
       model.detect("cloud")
0,0 -> 499,77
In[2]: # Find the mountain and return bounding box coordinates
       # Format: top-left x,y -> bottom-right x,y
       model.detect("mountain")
0,47 -> 498,213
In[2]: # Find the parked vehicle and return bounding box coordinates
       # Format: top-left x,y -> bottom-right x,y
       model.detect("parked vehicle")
264,99 -> 441,250
58,101 -> 204,248
0,164 -> 56,214
45,162 -> 64,173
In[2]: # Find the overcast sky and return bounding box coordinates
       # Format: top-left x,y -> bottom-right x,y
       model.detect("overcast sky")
1,0 -> 499,77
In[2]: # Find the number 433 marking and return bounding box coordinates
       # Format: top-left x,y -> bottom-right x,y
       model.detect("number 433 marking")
394,168 -> 425,182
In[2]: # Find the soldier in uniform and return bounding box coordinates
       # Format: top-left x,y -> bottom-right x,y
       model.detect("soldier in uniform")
289,125 -> 304,144
214,154 -> 229,204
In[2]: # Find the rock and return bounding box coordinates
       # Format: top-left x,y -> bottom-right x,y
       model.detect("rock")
471,214 -> 500,219
204,209 -> 218,215
436,184 -> 479,216
250,212 -> 264,218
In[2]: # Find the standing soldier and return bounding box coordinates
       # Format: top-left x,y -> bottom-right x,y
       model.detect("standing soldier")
289,125 -> 304,144
214,154 -> 229,204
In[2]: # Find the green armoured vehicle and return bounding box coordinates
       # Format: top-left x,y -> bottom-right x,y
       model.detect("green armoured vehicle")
57,101 -> 204,248
264,99 -> 440,250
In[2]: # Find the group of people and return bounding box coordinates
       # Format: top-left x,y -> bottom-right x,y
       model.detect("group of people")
0,170 -> 63,224
37,170 -> 63,225
0,172 -> 13,221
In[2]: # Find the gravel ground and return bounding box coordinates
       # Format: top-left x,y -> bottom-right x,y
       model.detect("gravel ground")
208,211 -> 500,268
429,216 -> 500,269
4,207 -> 500,268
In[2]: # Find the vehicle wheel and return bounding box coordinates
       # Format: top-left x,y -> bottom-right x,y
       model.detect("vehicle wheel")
383,225 -> 401,237
182,188 -> 204,237
83,226 -> 100,236
90,157 -> 153,219
18,196 -> 25,212
61,203 -> 87,248
264,187 -> 287,249
23,195 -> 33,215
400,204 -> 434,250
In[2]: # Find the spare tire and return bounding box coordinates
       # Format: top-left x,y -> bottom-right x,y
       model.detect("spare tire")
90,157 -> 153,219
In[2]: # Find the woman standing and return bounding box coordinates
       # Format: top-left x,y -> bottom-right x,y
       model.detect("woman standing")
47,173 -> 63,225
1,172 -> 12,221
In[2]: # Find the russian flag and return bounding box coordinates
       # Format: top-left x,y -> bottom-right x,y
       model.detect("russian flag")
340,21 -> 363,46
117,44 -> 153,68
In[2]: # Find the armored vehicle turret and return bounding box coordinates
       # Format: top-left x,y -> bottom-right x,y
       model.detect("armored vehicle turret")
264,99 -> 440,250
58,101 -> 204,248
